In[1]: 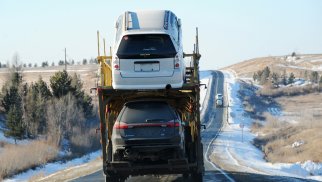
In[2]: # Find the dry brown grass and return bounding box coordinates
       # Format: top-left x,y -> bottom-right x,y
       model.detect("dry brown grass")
223,54 -> 322,78
251,87 -> 322,164
253,111 -> 322,163
258,84 -> 319,98
0,140 -> 59,180
69,126 -> 100,156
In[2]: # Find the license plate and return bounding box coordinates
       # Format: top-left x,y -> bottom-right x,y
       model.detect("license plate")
134,62 -> 159,72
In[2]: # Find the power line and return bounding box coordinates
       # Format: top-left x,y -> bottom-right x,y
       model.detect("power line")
64,48 -> 67,71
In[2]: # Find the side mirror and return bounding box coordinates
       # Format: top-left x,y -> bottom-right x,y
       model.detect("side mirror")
201,124 -> 206,130
178,19 -> 182,27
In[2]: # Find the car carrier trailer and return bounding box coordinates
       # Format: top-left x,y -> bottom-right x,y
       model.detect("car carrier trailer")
95,28 -> 204,182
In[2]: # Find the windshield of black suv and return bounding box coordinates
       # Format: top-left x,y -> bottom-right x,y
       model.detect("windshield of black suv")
116,34 -> 177,59
119,101 -> 176,123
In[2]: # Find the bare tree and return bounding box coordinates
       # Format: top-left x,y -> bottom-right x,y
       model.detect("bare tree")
46,93 -> 85,146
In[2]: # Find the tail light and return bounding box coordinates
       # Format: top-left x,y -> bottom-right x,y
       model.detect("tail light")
167,122 -> 180,127
174,53 -> 180,69
113,56 -> 120,70
114,121 -> 180,129
114,122 -> 132,129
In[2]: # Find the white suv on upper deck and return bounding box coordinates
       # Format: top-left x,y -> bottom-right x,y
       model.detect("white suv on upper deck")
111,10 -> 185,90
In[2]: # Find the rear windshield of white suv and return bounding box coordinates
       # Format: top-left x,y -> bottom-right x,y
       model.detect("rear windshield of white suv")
116,34 -> 177,59
119,101 -> 176,123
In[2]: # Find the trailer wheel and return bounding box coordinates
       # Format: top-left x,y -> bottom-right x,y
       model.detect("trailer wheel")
105,174 -> 126,182
191,172 -> 203,182
182,173 -> 189,180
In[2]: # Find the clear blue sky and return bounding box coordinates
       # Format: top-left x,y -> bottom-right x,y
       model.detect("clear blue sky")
1,0 -> 322,70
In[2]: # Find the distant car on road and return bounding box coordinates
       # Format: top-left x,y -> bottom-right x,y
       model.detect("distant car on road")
215,93 -> 223,100
215,93 -> 223,107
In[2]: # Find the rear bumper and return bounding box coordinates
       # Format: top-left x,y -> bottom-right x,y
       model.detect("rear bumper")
112,136 -> 182,153
105,159 -> 197,176
112,69 -> 184,89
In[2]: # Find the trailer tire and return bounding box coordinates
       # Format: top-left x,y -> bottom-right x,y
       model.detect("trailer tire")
182,173 -> 189,180
192,172 -> 203,182
105,174 -> 126,182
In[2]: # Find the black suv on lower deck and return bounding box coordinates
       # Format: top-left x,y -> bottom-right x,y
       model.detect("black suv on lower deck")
111,100 -> 185,162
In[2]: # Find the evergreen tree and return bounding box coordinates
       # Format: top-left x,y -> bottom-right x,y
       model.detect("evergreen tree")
0,55 -> 25,140
23,77 -> 52,136
50,70 -> 73,98
58,60 -> 64,65
310,71 -> 319,83
71,73 -> 93,117
253,72 -> 258,82
82,59 -> 87,65
262,67 -> 271,79
2,86 -> 20,113
35,77 -> 52,99
281,70 -> 287,85
319,76 -> 322,91
271,72 -> 279,87
5,105 -> 24,143
288,73 -> 295,85
260,67 -> 270,84
42,61 -> 49,67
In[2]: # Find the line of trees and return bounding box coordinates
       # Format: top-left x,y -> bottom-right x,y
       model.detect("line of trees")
0,64 -> 93,144
253,66 -> 322,87
0,58 -> 98,69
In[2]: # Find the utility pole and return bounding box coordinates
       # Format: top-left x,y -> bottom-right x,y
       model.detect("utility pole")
64,48 -> 67,71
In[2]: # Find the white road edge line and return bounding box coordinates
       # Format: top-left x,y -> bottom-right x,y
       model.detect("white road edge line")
203,71 -> 235,182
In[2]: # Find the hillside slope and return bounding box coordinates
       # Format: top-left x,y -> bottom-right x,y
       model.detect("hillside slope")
223,54 -> 322,78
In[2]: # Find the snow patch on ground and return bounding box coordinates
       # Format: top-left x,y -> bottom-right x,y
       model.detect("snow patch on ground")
268,107 -> 282,116
212,70 -> 322,181
0,127 -> 31,145
200,70 -> 212,112
3,151 -> 101,182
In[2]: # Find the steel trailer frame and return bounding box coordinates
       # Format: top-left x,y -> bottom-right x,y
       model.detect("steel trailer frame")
95,28 -> 204,181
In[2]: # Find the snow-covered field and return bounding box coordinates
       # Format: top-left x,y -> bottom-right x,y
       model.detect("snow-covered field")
3,151 -> 100,182
212,71 -> 322,181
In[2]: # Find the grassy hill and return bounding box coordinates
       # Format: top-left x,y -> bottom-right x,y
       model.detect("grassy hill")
223,54 -> 322,78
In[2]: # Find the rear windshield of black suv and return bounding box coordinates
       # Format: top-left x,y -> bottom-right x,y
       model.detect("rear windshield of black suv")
119,101 -> 176,124
116,34 -> 177,59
